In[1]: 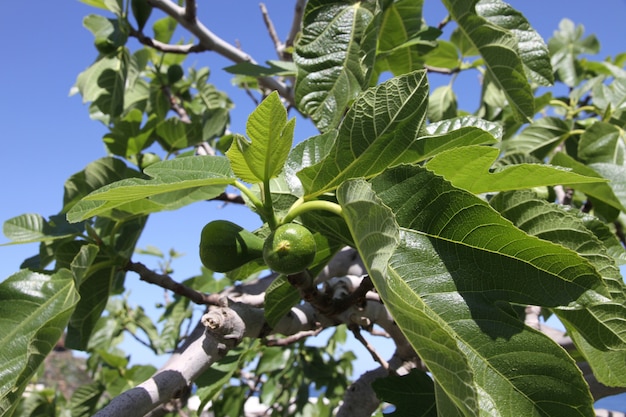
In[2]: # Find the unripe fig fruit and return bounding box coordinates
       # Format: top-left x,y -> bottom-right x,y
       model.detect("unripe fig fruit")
263,223 -> 316,275
199,220 -> 264,272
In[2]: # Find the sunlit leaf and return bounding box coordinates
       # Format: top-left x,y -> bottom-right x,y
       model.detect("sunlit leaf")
426,145 -> 605,194
66,156 -> 235,222
294,0 -> 378,131
0,270 -> 79,416
442,0 -> 534,121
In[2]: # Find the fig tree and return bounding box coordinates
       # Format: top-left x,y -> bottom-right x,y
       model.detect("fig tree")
199,220 -> 264,272
263,223 -> 316,275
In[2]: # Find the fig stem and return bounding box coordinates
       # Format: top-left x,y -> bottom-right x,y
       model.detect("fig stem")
234,180 -> 277,227
281,199 -> 343,224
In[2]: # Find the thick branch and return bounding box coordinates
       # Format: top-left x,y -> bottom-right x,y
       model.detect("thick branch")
93,303 -> 255,417
146,0 -> 294,105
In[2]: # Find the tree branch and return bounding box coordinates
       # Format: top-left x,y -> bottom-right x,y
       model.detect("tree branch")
93,302 -> 256,417
146,0 -> 294,105
124,261 -> 219,305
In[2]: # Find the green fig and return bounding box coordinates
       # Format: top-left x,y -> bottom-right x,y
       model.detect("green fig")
263,223 -> 316,275
199,220 -> 264,273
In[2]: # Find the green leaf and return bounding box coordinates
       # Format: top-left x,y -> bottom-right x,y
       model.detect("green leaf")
2,214 -> 84,245
427,85 -> 457,122
152,16 -> 178,44
501,116 -> 572,158
0,269 -> 79,416
69,382 -> 105,417
63,157 -> 144,213
196,345 -> 250,411
374,0 -> 439,77
372,370 -> 436,417
425,145 -> 606,194
131,0 -> 152,31
476,0 -> 553,86
371,164 -> 610,313
346,169 -> 602,416
285,130 -> 337,197
578,121 -> 625,165
71,55 -> 123,104
441,0 -> 534,121
264,276 -> 301,328
226,92 -> 295,184
297,70 -> 429,198
66,156 -> 235,222
551,152 -> 626,211
103,109 -> 156,157
83,14 -> 128,51
490,190 -> 626,350
336,179 -> 478,416
294,0 -> 377,131
548,19 -> 600,87
426,115 -> 503,139
223,61 -> 296,77
423,40 -> 461,70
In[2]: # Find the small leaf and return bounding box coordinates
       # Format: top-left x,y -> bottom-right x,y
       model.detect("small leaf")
548,19 -> 600,87
372,370 -> 436,417
427,85 -> 457,122
131,0 -> 152,31
2,213 -> 83,245
226,92 -> 295,184
426,145 -> 606,194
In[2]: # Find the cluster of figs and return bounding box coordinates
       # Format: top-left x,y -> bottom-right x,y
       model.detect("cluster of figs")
199,220 -> 317,275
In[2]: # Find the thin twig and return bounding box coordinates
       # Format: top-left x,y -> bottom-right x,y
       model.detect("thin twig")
350,325 -> 389,369
162,85 -> 191,123
286,0 -> 306,51
147,0 -> 294,105
265,327 -> 323,346
129,27 -> 207,54
124,261 -> 219,305
260,3 -> 285,59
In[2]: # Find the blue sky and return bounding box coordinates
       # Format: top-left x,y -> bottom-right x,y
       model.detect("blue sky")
1,0 -> 626,410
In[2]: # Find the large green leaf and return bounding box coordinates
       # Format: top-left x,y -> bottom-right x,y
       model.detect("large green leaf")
336,179 -> 479,416
297,70 -> 429,197
490,190 -> 626,342
476,0 -> 553,86
339,172 -> 600,416
426,145 -> 606,194
226,92 -> 295,184
294,0 -> 378,132
66,156 -> 235,222
490,190 -> 626,385
441,0 -> 534,121
0,269 -> 80,416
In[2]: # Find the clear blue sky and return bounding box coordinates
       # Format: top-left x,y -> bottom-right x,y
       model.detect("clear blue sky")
1,0 -> 626,410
